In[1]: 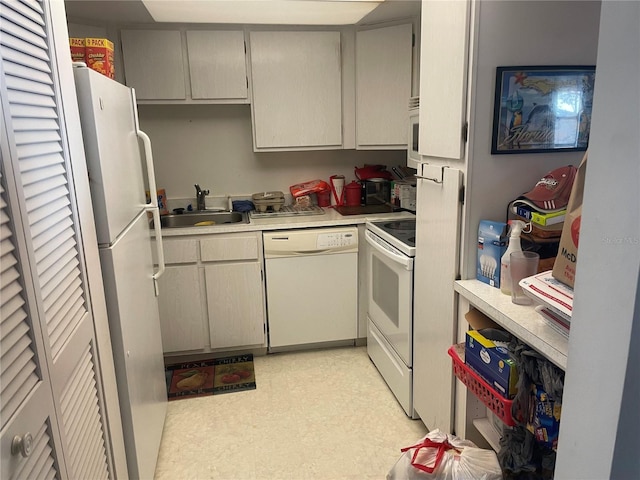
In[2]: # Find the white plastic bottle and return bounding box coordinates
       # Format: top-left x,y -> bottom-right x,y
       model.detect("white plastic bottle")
500,220 -> 526,295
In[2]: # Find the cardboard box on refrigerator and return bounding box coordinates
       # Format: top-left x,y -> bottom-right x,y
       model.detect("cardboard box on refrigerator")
85,38 -> 115,79
69,38 -> 85,62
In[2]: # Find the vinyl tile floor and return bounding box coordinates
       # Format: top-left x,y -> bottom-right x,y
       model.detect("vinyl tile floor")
154,346 -> 428,480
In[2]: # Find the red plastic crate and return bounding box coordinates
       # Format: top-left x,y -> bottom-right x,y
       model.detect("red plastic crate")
448,344 -> 516,426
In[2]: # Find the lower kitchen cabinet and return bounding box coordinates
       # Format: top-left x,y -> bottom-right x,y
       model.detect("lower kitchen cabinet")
154,232 -> 266,354
205,262 -> 265,349
157,265 -> 206,352
201,232 -> 266,349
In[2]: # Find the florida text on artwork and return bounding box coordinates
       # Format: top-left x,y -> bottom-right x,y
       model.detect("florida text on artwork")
496,68 -> 595,152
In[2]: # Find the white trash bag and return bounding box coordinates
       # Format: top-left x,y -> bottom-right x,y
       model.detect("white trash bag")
387,429 -> 502,480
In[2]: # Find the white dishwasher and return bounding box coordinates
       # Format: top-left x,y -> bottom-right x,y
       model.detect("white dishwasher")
263,227 -> 358,350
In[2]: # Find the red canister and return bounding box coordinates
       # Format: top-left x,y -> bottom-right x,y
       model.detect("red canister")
344,181 -> 362,206
317,188 -> 331,207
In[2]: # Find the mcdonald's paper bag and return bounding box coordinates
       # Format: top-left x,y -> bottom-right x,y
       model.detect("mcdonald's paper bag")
552,152 -> 587,288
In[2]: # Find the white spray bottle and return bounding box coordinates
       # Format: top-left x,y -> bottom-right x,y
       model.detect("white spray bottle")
500,220 -> 526,295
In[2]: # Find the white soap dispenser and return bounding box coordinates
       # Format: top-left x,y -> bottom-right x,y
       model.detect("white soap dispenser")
500,220 -> 526,295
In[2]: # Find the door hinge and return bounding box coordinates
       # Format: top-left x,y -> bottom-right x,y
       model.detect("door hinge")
412,33 -> 415,47
462,122 -> 468,143
459,185 -> 465,205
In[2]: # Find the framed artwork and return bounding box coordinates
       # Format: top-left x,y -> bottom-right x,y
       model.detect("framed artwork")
491,66 -> 596,154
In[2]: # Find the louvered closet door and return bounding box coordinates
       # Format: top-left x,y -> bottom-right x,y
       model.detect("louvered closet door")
1,1 -> 111,479
0,166 -> 62,480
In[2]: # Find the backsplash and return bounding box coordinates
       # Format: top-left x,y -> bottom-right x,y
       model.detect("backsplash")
138,104 -> 407,202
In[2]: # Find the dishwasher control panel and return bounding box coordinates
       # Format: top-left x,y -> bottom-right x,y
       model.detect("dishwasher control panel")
263,227 -> 358,258
317,231 -> 356,249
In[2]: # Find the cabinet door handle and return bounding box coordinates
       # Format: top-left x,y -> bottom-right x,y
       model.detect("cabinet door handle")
12,433 -> 33,458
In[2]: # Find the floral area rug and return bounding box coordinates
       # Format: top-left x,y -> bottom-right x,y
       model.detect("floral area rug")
165,353 -> 256,401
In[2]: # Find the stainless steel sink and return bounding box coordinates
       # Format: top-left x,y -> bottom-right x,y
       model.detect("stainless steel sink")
154,211 -> 249,228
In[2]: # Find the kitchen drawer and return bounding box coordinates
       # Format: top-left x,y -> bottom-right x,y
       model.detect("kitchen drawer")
152,238 -> 199,264
200,233 -> 260,262
367,317 -> 413,416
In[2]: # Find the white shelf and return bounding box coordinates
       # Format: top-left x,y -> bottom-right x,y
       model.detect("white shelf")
472,418 -> 501,452
454,279 -> 568,370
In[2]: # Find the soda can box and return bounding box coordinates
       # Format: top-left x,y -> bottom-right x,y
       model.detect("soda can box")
477,220 -> 508,288
69,38 -> 85,62
85,38 -> 114,79
465,329 -> 518,398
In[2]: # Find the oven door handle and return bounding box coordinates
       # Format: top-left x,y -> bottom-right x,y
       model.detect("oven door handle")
365,230 -> 414,270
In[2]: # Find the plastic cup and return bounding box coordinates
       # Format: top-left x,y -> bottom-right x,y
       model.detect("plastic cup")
510,251 -> 540,305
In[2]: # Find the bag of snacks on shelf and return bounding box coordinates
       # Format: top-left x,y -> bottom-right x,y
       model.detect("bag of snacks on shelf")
387,429 -> 502,480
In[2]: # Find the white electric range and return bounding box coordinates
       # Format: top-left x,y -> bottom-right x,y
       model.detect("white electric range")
364,217 -> 418,418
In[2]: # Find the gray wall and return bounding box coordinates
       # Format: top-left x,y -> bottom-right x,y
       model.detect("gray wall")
138,104 -> 407,200
461,0 -> 602,278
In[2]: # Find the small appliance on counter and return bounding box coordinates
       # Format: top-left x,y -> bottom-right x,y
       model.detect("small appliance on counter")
354,165 -> 394,206
361,178 -> 391,205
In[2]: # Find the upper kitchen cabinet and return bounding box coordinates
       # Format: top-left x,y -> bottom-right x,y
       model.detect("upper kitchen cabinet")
355,23 -> 413,149
185,30 -> 248,101
186,30 -> 249,103
120,28 -> 249,103
419,0 -> 470,160
121,29 -> 187,100
249,30 -> 343,151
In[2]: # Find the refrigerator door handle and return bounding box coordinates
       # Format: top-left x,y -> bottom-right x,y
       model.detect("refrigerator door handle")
133,89 -> 165,292
148,205 -> 165,295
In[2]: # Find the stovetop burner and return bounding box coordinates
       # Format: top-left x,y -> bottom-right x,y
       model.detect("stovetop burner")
382,220 -> 416,231
367,218 -> 416,257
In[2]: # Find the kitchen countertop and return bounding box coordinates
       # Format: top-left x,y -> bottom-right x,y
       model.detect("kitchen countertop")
157,207 -> 415,237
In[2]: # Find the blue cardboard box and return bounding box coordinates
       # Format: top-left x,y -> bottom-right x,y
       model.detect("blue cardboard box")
477,220 -> 508,288
465,329 -> 518,398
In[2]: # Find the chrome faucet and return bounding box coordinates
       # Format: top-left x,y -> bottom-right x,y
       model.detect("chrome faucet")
194,184 -> 209,211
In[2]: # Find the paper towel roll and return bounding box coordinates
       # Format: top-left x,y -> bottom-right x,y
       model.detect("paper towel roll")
330,175 -> 345,206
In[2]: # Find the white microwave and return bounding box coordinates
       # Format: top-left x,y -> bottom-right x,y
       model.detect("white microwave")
407,97 -> 420,169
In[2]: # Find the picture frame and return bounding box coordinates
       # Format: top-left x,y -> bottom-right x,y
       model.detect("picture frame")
491,66 -> 596,154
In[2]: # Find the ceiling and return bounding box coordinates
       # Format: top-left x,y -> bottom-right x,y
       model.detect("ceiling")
63,0 -> 420,26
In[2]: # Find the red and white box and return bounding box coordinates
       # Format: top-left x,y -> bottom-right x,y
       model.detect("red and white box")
85,37 -> 115,79
69,37 -> 85,62
519,270 -> 573,322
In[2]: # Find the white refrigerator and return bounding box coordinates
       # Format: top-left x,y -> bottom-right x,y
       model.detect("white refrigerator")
73,65 -> 167,480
